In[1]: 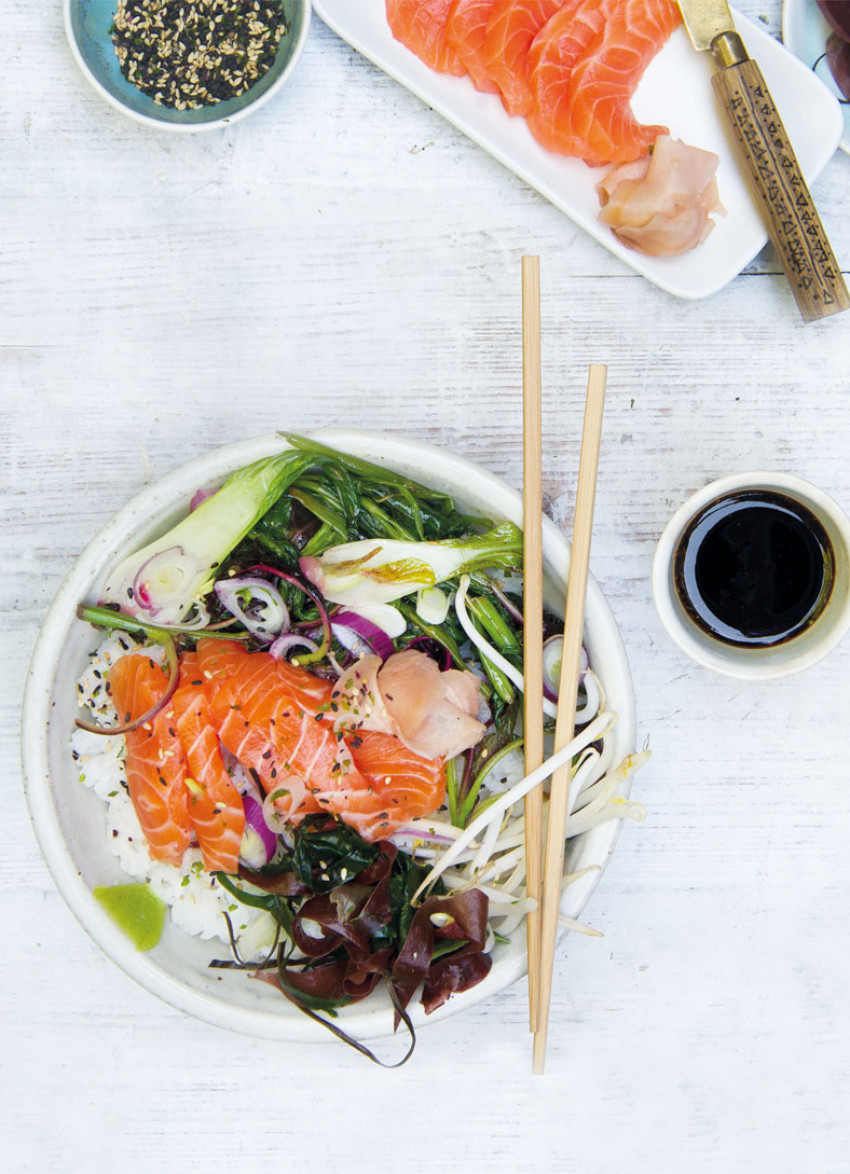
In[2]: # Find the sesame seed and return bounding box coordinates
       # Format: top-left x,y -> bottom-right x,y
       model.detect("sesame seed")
110,0 -> 287,110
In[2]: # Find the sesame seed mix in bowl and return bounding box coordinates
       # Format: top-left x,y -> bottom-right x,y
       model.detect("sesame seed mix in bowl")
110,0 -> 288,110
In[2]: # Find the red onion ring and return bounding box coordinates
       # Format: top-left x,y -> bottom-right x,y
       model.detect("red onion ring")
332,608 -> 395,661
190,487 -> 217,512
130,546 -> 196,617
215,575 -> 289,642
246,564 -> 332,663
269,633 -> 319,661
239,793 -> 278,869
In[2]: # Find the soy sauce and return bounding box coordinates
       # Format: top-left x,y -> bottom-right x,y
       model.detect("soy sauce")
673,491 -> 835,647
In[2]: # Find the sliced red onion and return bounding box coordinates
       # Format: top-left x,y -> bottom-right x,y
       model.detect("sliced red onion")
347,602 -> 407,638
269,633 -> 318,661
542,635 -> 563,703
332,608 -> 395,661
190,487 -> 217,512
542,636 -> 589,703
239,793 -> 278,870
131,546 -> 199,622
247,564 -> 332,664
262,786 -> 292,838
215,575 -> 289,643
489,581 -> 524,626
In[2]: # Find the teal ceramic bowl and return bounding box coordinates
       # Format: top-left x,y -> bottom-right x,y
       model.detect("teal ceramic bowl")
64,0 -> 311,131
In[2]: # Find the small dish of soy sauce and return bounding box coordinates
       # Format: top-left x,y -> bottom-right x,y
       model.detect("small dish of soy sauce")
652,472 -> 850,679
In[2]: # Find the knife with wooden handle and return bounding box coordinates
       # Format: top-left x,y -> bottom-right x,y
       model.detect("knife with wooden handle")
678,0 -> 849,322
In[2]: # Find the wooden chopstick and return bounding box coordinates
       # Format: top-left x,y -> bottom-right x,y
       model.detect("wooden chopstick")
532,362 -> 607,1075
521,255 -> 545,1031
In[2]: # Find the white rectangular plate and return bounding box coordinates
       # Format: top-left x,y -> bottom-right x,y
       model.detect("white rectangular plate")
313,1 -> 843,300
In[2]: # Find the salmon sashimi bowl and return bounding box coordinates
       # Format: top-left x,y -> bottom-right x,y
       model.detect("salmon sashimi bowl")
23,431 -> 642,1055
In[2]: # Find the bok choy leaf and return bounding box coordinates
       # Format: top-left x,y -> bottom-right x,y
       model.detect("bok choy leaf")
298,521 -> 523,607
100,450 -> 313,625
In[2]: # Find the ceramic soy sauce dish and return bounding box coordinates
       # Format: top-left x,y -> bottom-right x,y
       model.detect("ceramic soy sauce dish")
652,472 -> 850,680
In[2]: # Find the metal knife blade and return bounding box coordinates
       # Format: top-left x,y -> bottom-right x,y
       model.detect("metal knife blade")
678,0 -> 738,54
677,0 -> 849,321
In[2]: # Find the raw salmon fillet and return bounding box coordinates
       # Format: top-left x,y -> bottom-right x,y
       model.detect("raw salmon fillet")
200,650 -> 289,794
386,0 -> 467,75
349,730 -> 446,827
196,640 -> 447,843
171,677 -> 245,875
481,0 -> 565,116
108,654 -> 192,867
527,0 -> 680,166
109,650 -> 246,874
445,0 -> 501,93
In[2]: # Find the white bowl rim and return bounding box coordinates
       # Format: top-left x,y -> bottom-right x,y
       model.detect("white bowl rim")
62,0 -> 312,133
652,470 -> 850,681
22,429 -> 636,1044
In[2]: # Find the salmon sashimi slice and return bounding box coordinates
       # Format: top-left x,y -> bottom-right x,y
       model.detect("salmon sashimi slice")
261,707 -> 411,843
195,640 -> 370,829
197,638 -> 334,794
193,637 -> 245,683
526,0 -> 610,160
564,0 -> 680,165
196,638 -> 331,711
270,704 -> 363,800
481,0 -> 564,116
386,0 -> 467,76
196,641 -> 451,842
445,0 -> 501,93
349,729 -> 447,824
268,729 -> 446,843
117,638 -> 456,850
528,0 -> 680,166
108,654 -> 192,867
171,682 -> 245,874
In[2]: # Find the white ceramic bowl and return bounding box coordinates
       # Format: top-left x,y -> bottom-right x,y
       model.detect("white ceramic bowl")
652,471 -> 850,681
22,431 -> 636,1043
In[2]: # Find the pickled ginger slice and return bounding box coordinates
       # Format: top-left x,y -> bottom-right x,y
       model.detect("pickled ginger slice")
332,649 -> 486,761
597,136 -> 723,256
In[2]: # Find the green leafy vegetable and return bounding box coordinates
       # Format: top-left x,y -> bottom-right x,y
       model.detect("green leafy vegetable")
100,449 -> 316,625
299,521 -> 523,608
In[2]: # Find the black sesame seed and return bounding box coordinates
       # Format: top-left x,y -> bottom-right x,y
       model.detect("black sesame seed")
110,0 -> 287,109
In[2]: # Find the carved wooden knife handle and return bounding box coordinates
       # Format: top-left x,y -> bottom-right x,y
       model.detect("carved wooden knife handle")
712,51 -> 849,322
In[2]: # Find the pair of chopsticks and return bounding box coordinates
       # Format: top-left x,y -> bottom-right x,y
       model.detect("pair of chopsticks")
521,256 -> 607,1074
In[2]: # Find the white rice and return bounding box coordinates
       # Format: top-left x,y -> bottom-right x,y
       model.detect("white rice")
71,635 -> 275,957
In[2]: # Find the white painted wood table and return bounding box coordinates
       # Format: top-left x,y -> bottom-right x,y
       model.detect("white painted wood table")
4,2 -> 850,1170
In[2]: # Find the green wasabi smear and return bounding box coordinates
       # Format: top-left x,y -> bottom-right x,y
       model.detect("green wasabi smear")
93,883 -> 166,951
